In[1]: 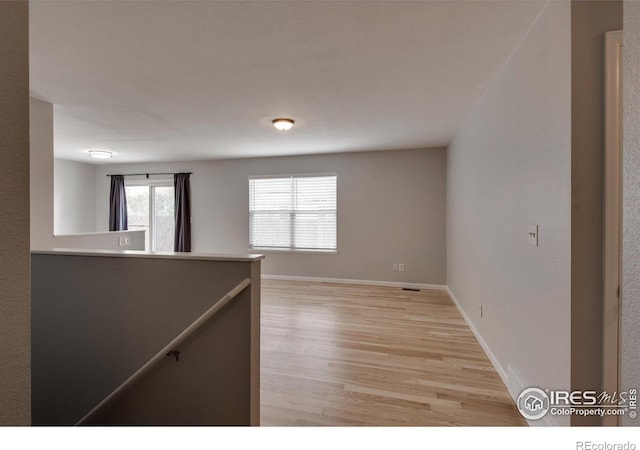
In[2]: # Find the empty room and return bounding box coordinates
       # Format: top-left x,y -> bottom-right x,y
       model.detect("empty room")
1,0 -> 639,441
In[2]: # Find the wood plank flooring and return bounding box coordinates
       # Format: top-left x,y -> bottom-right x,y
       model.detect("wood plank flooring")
260,279 -> 526,426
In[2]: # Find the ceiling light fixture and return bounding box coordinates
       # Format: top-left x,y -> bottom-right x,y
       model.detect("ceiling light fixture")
88,150 -> 113,159
272,118 -> 294,131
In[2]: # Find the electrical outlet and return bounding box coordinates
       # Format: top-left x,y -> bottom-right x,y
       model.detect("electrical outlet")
392,263 -> 398,271
479,304 -> 483,318
398,263 -> 405,272
118,235 -> 131,247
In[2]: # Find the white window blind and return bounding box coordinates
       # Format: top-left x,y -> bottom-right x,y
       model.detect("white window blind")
249,175 -> 337,251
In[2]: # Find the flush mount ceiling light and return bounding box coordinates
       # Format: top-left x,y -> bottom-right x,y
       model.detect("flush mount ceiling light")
272,118 -> 294,131
88,150 -> 113,159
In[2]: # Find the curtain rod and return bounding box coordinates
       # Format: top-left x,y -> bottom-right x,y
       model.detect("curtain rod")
106,172 -> 192,178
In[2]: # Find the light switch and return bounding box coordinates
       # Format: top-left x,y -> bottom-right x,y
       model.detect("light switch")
528,225 -> 538,246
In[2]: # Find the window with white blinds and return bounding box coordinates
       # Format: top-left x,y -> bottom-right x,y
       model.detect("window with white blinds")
249,174 -> 337,251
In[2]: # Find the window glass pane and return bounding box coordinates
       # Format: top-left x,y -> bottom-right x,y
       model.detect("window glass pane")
293,212 -> 337,249
295,176 -> 337,211
250,177 -> 292,211
154,186 -> 175,252
250,213 -> 291,248
125,186 -> 150,251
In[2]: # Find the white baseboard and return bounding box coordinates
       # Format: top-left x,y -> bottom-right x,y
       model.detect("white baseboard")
262,274 -> 447,291
445,287 -> 509,388
445,287 -> 561,427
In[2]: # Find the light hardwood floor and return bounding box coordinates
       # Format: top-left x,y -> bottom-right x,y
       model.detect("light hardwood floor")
260,279 -> 526,426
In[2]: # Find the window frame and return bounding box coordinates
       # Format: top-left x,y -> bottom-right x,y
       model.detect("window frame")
125,177 -> 174,252
248,173 -> 338,253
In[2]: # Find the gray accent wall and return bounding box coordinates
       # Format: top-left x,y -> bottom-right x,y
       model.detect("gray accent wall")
95,148 -> 447,285
0,1 -> 30,425
622,0 -> 640,427
446,2 -> 571,426
54,159 -> 97,234
31,252 -> 261,425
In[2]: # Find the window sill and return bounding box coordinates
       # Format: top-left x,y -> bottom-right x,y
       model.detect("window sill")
249,247 -> 338,255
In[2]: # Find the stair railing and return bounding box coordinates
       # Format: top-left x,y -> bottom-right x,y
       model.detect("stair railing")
75,277 -> 252,425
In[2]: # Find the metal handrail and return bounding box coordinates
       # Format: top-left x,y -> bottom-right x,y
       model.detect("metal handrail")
75,277 -> 252,425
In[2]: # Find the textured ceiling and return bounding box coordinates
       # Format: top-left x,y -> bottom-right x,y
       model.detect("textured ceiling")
29,1 -> 545,163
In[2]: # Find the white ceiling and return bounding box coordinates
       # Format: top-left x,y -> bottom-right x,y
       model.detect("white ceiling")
29,1 -> 545,164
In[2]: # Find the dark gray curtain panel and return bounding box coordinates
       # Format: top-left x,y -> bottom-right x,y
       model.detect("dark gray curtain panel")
174,173 -> 191,252
109,175 -> 128,231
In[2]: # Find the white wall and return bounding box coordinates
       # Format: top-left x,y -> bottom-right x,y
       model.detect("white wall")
446,1 -> 571,425
0,1 -> 30,425
53,230 -> 146,252
30,97 -> 55,249
31,100 -> 144,251
95,148 -> 447,285
54,158 -> 97,234
621,0 -> 640,427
